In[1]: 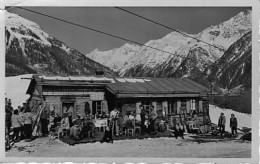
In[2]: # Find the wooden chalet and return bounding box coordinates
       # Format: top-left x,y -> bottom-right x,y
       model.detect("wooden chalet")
26,75 -> 213,131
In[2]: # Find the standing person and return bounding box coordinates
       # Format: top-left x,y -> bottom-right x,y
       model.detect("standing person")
5,106 -> 12,137
109,108 -> 119,136
149,105 -> 157,133
19,107 -> 25,140
230,114 -> 238,136
48,111 -> 55,134
140,105 -> 146,135
218,112 -> 226,137
24,108 -> 33,141
11,109 -> 23,142
117,110 -> 123,135
40,104 -> 50,137
67,106 -> 73,128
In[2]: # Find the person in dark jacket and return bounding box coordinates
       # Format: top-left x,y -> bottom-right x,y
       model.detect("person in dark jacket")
24,108 -> 33,141
101,126 -> 113,143
40,104 -> 50,137
218,112 -> 226,137
140,105 -> 146,135
5,106 -> 12,134
230,113 -> 238,136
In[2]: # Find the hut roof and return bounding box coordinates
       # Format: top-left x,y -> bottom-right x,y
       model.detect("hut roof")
26,75 -> 213,98
106,77 -> 212,98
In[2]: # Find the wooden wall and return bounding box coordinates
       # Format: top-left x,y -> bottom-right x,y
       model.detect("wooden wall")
45,96 -> 61,115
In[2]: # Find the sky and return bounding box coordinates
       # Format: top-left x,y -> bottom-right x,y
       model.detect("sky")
8,7 -> 250,54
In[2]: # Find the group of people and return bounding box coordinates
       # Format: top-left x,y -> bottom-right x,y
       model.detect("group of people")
5,103 -> 34,142
107,105 -> 164,137
218,112 -> 238,136
58,112 -> 96,140
6,98 -> 239,145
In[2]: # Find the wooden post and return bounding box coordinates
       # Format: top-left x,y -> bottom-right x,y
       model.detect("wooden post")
199,100 -> 203,113
186,99 -> 191,114
177,101 -> 181,114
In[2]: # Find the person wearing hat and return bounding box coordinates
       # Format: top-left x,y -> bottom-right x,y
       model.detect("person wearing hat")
218,112 -> 226,137
230,113 -> 238,136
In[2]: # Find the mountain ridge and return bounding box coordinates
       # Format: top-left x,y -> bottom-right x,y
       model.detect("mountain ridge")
86,10 -> 251,79
5,11 -> 116,77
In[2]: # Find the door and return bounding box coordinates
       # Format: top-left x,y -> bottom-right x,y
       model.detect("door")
62,102 -> 74,116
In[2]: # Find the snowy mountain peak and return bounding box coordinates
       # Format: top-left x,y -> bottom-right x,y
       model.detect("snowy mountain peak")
197,10 -> 251,50
86,9 -> 251,77
5,11 -> 116,76
5,11 -> 51,46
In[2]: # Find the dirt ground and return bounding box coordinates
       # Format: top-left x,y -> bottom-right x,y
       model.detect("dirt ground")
6,135 -> 251,158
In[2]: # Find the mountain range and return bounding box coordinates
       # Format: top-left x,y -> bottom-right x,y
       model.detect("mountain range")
5,11 -> 116,77
86,10 -> 252,90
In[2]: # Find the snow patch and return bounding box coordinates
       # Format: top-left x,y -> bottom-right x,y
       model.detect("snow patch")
5,74 -> 33,108
61,44 -> 71,53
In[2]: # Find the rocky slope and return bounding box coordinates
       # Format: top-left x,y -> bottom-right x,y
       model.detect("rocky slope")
206,31 -> 251,90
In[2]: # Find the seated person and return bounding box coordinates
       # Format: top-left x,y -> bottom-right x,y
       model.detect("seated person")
100,126 -> 113,143
158,119 -> 166,132
70,115 -> 82,139
191,113 -> 200,128
123,112 -> 134,129
80,114 -> 96,138
174,122 -> 185,139
54,113 -> 62,127
59,113 -> 70,137
123,112 -> 134,123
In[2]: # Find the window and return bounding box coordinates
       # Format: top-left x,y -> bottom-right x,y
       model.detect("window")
181,100 -> 186,108
92,101 -> 102,115
180,100 -> 187,114
168,101 -> 177,115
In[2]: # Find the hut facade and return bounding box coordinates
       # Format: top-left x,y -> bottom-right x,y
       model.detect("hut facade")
106,77 -> 212,130
26,75 -> 212,131
26,75 -> 112,119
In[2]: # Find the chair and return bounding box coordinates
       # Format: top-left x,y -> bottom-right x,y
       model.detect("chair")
134,119 -> 141,134
188,121 -> 200,133
99,120 -> 107,132
125,128 -> 134,136
124,120 -> 134,136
